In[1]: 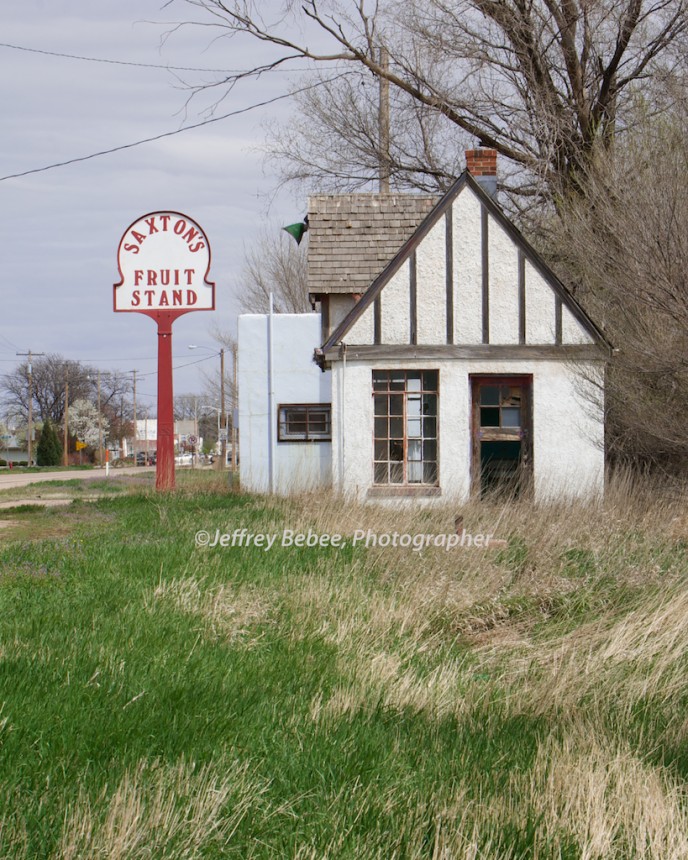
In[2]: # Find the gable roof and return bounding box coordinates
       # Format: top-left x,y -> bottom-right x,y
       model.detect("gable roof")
307,193 -> 438,296
318,171 -> 611,356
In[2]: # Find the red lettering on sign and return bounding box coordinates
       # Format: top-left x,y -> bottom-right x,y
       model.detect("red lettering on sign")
172,290 -> 183,305
159,291 -> 169,306
134,270 -> 144,286
146,217 -> 159,234
124,243 -> 140,254
174,219 -> 187,236
184,269 -> 195,285
186,290 -> 197,305
144,290 -> 155,306
132,290 -> 141,306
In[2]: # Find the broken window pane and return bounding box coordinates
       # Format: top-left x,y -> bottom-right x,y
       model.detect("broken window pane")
480,407 -> 500,427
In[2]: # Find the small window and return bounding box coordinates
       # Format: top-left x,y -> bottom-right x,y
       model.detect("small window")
278,404 -> 332,442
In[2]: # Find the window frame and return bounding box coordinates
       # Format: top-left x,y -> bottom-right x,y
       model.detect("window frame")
277,403 -> 332,443
372,369 -> 439,487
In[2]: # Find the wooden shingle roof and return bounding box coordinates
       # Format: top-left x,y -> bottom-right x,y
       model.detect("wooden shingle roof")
307,193 -> 438,295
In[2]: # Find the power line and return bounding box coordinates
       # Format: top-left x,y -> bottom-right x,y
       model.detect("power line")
0,41 -> 313,74
0,74 -> 345,183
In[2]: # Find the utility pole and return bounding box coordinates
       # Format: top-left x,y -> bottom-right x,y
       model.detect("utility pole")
97,370 -> 103,466
16,349 -> 44,467
63,369 -> 69,467
132,370 -> 137,466
378,46 -> 391,194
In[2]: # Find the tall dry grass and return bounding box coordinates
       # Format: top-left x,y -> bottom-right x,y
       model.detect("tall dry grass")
58,757 -> 264,860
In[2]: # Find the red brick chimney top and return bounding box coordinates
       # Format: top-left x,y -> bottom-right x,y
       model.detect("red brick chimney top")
465,148 -> 497,176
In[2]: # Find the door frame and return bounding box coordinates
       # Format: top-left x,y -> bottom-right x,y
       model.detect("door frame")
470,374 -> 533,498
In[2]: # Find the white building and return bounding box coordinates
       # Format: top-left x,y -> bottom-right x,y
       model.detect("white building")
239,313 -> 332,493
239,149 -> 610,502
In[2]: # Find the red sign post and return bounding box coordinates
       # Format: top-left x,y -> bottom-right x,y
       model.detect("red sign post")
114,212 -> 215,490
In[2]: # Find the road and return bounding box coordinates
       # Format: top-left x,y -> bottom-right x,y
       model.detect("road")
0,466 -> 155,491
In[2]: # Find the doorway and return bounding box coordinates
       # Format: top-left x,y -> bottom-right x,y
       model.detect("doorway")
471,376 -> 532,498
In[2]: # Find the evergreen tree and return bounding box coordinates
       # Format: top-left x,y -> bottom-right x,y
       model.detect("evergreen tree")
36,418 -> 62,467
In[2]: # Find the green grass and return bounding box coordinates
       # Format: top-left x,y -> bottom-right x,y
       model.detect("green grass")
0,475 -> 687,857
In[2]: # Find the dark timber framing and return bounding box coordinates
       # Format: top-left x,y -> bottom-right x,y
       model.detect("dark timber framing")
481,205 -> 489,344
374,297 -> 381,345
409,252 -> 417,345
518,250 -> 526,345
555,296 -> 563,345
446,208 -> 454,344
315,172 -> 612,368
323,344 -> 607,362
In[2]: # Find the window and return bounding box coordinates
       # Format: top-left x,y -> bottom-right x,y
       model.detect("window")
373,370 -> 438,485
278,404 -> 331,442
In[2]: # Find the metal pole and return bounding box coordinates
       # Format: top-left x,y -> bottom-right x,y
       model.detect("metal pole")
132,370 -> 137,466
156,321 -> 175,490
220,349 -> 227,471
231,345 -> 238,472
267,293 -> 275,494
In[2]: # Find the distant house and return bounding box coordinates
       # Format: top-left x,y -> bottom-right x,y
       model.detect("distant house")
239,149 -> 610,502
0,430 -> 28,466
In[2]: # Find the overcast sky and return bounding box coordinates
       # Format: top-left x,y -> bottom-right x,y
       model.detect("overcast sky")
0,0 -> 309,414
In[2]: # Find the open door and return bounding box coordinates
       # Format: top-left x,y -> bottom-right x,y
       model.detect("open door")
471,376 -> 532,499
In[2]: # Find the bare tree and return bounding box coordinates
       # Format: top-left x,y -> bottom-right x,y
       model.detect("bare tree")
1,356 -> 131,430
170,0 -> 686,199
235,223 -> 310,314
544,106 -> 688,467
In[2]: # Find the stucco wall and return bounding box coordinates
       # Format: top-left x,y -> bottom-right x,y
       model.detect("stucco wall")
238,313 -> 332,494
332,358 -> 604,504
322,184 -> 596,350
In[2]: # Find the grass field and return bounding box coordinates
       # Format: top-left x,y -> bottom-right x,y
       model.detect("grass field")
0,471 -> 687,858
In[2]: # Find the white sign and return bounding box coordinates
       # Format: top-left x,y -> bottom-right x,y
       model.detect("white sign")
114,212 -> 215,313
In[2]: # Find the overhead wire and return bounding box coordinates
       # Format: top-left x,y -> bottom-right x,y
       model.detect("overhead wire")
0,41 -> 313,74
0,74 -> 345,182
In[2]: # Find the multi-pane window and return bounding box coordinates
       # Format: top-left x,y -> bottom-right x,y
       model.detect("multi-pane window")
373,370 -> 438,485
478,384 -> 523,429
278,404 -> 331,442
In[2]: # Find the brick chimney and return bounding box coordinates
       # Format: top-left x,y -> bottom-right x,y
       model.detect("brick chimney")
465,147 -> 498,198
